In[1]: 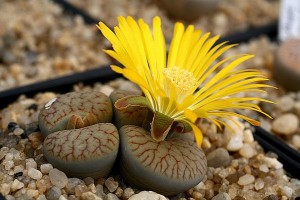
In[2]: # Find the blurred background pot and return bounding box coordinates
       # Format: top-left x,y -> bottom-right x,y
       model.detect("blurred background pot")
274,38 -> 300,91
160,0 -> 221,21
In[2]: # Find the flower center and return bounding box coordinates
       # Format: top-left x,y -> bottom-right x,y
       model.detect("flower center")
163,67 -> 197,92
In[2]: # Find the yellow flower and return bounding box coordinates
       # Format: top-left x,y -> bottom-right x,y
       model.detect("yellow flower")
97,16 -> 273,146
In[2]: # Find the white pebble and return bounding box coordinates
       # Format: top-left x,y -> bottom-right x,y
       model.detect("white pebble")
294,101 -> 300,118
243,129 -> 254,143
28,167 -> 43,180
238,174 -> 255,186
11,179 -> 24,192
129,191 -> 168,200
259,164 -> 269,173
0,183 -> 11,195
239,144 -> 256,158
81,191 -> 103,200
59,195 -> 68,200
4,160 -> 14,170
107,193 -> 119,200
13,128 -> 24,136
49,168 -> 68,189
40,163 -> 53,174
226,134 -> 244,151
224,118 -> 244,151
254,178 -> 264,190
276,96 -> 295,112
281,186 -> 293,198
5,153 -> 14,161
262,157 -> 283,169
37,195 -> 47,200
26,158 -> 37,169
272,114 -> 299,135
292,135 -> 300,149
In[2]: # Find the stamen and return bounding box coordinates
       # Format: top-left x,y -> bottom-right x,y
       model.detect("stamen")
163,67 -> 197,92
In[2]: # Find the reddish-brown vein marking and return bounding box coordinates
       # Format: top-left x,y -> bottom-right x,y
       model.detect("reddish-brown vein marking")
44,124 -> 118,162
125,125 -> 206,180
41,91 -> 111,129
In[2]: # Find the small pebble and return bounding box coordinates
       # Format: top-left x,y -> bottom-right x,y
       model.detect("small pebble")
59,195 -> 68,200
211,192 -> 231,200
13,128 -> 24,136
75,185 -> 89,197
105,177 -> 119,193
66,178 -> 84,195
83,177 -> 94,185
28,132 -> 43,149
4,160 -> 14,170
37,195 -> 47,200
238,174 -> 255,186
239,144 -> 256,158
0,183 -> 11,196
259,164 -> 269,173
294,102 -> 300,118
27,189 -> 39,198
243,129 -> 254,143
254,178 -> 264,190
25,158 -> 37,169
123,188 -> 135,199
281,186 -> 293,198
46,186 -> 62,200
272,114 -> 299,135
40,163 -> 53,174
292,135 -> 300,149
95,184 -> 105,199
81,191 -> 103,200
49,168 -> 68,189
11,179 -> 24,192
276,96 -> 295,112
262,157 -> 283,169
106,193 -> 119,200
88,183 -> 97,193
191,191 -> 202,199
28,167 -> 43,180
115,187 -> 123,198
224,119 -> 244,151
128,191 -> 168,200
207,148 -> 231,168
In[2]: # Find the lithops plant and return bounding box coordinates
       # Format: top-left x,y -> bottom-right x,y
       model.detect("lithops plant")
39,91 -> 112,137
43,123 -> 119,178
39,15 -> 273,196
97,16 -> 272,194
109,89 -> 151,130
39,91 -> 117,178
119,125 -> 206,196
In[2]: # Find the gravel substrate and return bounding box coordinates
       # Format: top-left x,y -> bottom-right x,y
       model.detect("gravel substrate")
67,0 -> 279,36
1,79 -> 300,200
221,36 -> 300,152
0,0 -> 109,92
